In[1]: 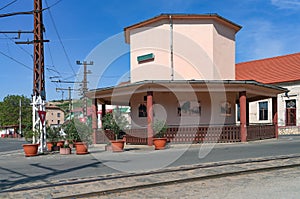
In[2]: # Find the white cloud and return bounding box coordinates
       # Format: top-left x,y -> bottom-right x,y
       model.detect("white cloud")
271,0 -> 300,9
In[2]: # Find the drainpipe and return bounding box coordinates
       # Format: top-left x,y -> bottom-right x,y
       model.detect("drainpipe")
169,15 -> 174,81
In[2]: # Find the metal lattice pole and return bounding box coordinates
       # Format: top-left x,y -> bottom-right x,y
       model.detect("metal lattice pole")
33,0 -> 46,153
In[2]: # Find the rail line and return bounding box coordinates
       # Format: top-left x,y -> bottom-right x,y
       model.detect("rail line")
58,162 -> 300,199
1,154 -> 300,198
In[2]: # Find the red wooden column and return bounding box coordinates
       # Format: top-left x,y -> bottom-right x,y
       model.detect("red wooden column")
92,99 -> 98,144
239,91 -> 247,142
272,97 -> 278,138
147,91 -> 154,146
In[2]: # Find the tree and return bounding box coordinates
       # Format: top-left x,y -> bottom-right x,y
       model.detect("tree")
0,95 -> 32,130
102,108 -> 129,140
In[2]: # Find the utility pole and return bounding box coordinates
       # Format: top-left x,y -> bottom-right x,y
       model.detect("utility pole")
76,60 -> 93,118
19,99 -> 22,136
31,0 -> 47,153
2,0 -> 48,153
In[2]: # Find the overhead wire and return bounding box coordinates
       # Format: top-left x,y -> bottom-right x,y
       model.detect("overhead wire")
0,0 -> 18,11
0,50 -> 32,70
2,33 -> 33,58
45,0 -> 76,77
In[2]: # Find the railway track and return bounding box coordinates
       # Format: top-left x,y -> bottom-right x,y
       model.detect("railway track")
1,154 -> 300,198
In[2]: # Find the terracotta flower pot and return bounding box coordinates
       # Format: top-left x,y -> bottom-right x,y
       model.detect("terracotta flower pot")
153,138 -> 167,150
23,144 -> 39,157
57,141 -> 64,147
60,147 -> 71,155
111,140 -> 125,152
47,142 -> 53,151
75,142 -> 89,155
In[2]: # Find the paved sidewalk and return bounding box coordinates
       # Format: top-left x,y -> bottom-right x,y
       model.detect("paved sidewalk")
1,137 -> 300,198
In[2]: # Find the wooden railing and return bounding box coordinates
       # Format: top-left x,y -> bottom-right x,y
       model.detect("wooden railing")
247,124 -> 275,141
165,126 -> 240,143
95,124 -> 275,144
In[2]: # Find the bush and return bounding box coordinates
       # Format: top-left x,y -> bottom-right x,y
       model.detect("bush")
102,108 -> 128,140
62,119 -> 92,144
23,128 -> 39,143
46,126 -> 61,143
153,120 -> 168,138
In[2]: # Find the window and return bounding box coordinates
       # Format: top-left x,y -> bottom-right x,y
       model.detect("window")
237,103 -> 240,121
138,104 -> 147,117
57,112 -> 61,117
220,102 -> 232,116
259,101 -> 268,120
178,101 -> 201,116
286,100 -> 296,126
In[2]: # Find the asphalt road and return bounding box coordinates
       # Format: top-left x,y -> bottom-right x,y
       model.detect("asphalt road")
0,136 -> 300,192
0,138 -> 26,152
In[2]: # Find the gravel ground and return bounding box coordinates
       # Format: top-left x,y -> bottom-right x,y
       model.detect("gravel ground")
94,167 -> 300,199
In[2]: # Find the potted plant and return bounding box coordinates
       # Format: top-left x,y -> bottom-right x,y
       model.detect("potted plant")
60,144 -> 71,155
153,120 -> 168,150
46,126 -> 61,151
22,129 -> 39,157
62,119 -> 92,155
102,109 -> 128,152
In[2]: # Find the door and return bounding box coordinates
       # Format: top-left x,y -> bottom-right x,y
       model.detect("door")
286,100 -> 296,126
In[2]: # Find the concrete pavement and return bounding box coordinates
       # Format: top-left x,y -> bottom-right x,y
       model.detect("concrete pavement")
0,136 -> 300,198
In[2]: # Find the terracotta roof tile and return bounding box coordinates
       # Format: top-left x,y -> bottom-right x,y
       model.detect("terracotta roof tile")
236,52 -> 300,84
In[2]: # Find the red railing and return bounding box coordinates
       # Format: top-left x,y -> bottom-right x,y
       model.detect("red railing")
247,124 -> 275,141
95,124 -> 275,144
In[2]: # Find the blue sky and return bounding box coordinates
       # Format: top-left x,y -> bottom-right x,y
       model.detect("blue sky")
0,0 -> 299,101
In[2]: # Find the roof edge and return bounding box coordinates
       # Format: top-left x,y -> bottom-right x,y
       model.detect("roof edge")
236,52 -> 300,66
124,13 -> 242,44
87,80 -> 288,98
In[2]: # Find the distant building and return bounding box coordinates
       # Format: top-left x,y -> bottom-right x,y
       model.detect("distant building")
236,52 -> 300,135
46,104 -> 65,127
0,125 -> 21,138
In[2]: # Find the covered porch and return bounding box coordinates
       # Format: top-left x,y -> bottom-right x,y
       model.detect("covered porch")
87,80 -> 287,145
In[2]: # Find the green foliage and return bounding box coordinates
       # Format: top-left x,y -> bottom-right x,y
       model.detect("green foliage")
62,119 -> 92,144
46,126 -> 61,142
56,101 -> 70,113
153,120 -> 168,138
102,108 -> 128,140
62,144 -> 70,148
0,95 -> 32,129
23,128 -> 39,143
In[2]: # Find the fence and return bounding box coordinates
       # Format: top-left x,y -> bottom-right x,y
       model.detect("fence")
95,125 -> 240,144
95,124 -> 275,144
247,124 -> 275,141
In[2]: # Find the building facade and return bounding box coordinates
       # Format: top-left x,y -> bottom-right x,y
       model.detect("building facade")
236,53 -> 300,135
46,104 -> 65,128
87,14 -> 287,145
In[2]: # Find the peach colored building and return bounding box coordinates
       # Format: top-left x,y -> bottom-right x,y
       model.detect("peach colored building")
87,14 -> 287,145
46,104 -> 65,127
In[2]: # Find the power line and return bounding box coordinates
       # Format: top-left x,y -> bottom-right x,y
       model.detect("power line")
0,0 -> 18,11
45,0 -> 76,76
2,33 -> 33,58
0,50 -> 32,70
0,11 -> 33,18
45,0 -> 64,10
0,0 -> 63,17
